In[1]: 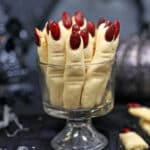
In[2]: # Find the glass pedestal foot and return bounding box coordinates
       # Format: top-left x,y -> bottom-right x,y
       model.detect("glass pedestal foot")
51,119 -> 108,150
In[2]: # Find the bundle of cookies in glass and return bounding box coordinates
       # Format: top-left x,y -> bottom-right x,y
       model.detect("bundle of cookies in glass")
34,10 -> 120,109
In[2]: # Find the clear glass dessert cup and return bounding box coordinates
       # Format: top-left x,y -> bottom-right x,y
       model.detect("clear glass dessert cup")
38,59 -> 115,150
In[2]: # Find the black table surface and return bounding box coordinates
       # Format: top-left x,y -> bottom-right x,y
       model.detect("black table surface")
0,103 -> 149,150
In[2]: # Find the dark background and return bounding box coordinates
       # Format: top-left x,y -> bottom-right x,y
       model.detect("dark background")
0,0 -> 150,114
0,0 -> 150,149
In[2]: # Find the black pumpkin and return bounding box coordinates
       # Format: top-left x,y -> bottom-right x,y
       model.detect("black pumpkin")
115,32 -> 150,101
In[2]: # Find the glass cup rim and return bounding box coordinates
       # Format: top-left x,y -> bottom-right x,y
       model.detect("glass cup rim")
39,59 -> 114,67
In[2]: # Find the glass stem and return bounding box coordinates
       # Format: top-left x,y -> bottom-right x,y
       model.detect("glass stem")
67,118 -> 92,128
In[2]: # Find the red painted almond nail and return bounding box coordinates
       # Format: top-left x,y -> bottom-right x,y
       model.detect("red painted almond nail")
72,24 -> 80,33
97,17 -> 105,27
121,128 -> 131,134
70,32 -> 81,50
46,20 -> 54,34
80,28 -> 89,48
50,21 -> 60,40
105,20 -> 112,27
114,20 -> 120,39
75,10 -> 84,26
87,21 -> 95,37
62,11 -> 72,29
105,24 -> 115,42
127,102 -> 141,108
34,28 -> 40,46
